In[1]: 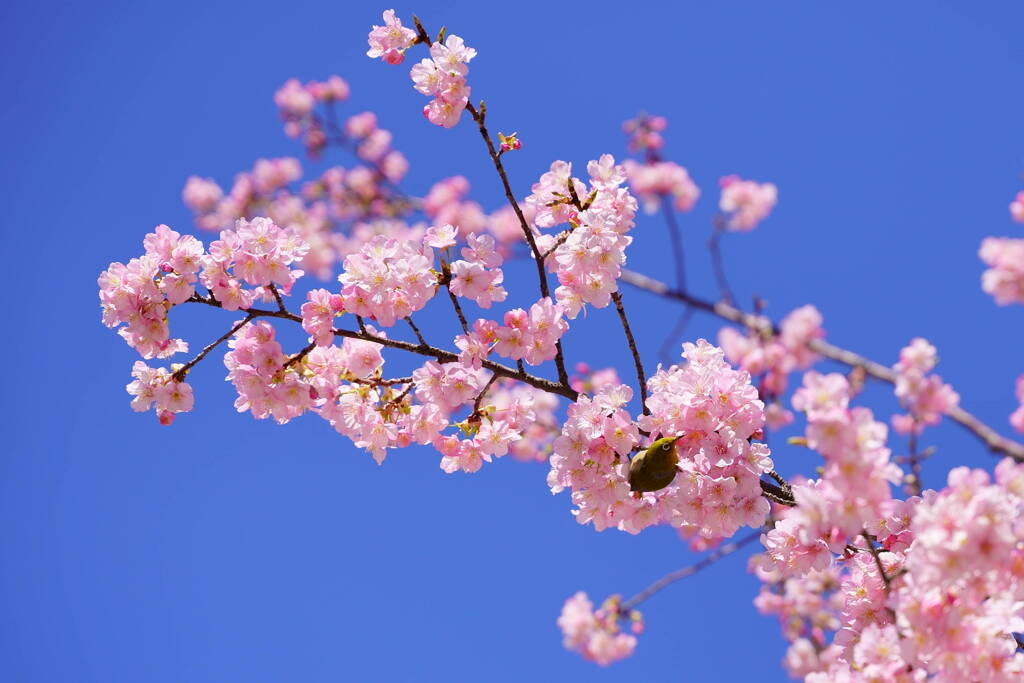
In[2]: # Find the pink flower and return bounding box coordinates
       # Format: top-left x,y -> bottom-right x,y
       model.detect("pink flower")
979,236 -> 1024,305
557,592 -> 637,666
424,223 -> 458,249
182,176 -> 223,213
1011,190 -> 1024,223
126,361 -> 194,423
366,9 -> 417,64
719,175 -> 778,231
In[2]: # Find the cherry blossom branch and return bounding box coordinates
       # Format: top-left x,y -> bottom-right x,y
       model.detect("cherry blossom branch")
171,312 -> 256,382
463,100 -> 571,390
619,530 -> 761,612
618,269 -> 1024,462
183,293 -> 580,401
611,291 -> 649,414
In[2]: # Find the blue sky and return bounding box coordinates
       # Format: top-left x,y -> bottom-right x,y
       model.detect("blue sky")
3,1 -> 1024,681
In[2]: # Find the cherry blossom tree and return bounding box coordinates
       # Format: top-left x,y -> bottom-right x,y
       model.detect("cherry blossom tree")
98,9 -> 1024,679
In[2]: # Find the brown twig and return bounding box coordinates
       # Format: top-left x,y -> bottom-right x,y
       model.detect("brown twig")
171,312 -> 255,382
620,531 -> 761,612
185,294 -> 579,401
611,291 -> 649,414
708,217 -> 736,306
405,316 -> 428,347
464,101 -> 570,390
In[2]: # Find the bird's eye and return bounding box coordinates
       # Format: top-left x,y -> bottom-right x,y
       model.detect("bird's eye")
662,443 -> 671,451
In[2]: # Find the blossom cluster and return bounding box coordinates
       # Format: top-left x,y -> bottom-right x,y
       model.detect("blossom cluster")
335,234 -> 438,326
718,304 -> 824,425
759,372 -> 901,578
890,337 -> 960,435
1012,374 -> 1024,434
1011,190 -> 1024,223
126,361 -> 195,425
527,155 -> 639,317
273,75 -> 351,156
447,232 -> 507,308
421,175 -> 530,250
979,236 -> 1024,305
98,224 -> 199,359
619,114 -> 701,214
718,175 -> 778,231
622,113 -> 667,157
557,593 -> 638,667
366,9 -> 417,65
548,340 -> 772,539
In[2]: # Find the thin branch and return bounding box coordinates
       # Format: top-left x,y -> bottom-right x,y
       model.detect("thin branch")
283,341 -> 317,370
708,219 -> 736,306
185,294 -> 579,401
611,291 -> 649,414
906,427 -> 922,496
171,312 -> 255,382
405,316 -> 428,347
268,283 -> 286,312
472,373 -> 500,415
464,101 -> 570,389
662,195 -> 687,292
620,531 -> 761,612
618,269 -> 1024,462
445,287 -> 470,334
658,306 -> 695,366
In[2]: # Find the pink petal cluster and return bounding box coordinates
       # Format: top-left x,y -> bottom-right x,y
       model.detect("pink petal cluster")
274,76 -> 351,155
979,236 -> 1024,305
199,216 -> 309,311
491,298 -> 568,366
557,592 -> 637,667
408,35 -> 476,128
528,155 -> 639,317
549,340 -> 772,538
300,288 -> 345,346
719,304 -> 824,400
1011,374 -> 1024,434
891,338 -> 960,435
486,380 -> 560,462
622,113 -> 667,156
184,157 -> 302,232
718,175 -> 778,231
422,176 -> 486,238
98,224 -> 201,358
760,373 -> 901,577
337,234 -> 438,326
126,361 -> 195,425
365,9 -> 417,65
447,233 -> 507,308
622,160 -> 700,214
1011,190 -> 1024,223
342,111 -> 408,180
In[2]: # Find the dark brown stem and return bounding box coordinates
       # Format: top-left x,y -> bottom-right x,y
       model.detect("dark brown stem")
611,291 -> 649,414
268,283 -> 286,312
405,316 -> 428,347
171,312 -> 255,382
472,373 -> 500,415
185,294 -> 579,401
464,101 -> 570,389
620,531 -> 761,612
760,480 -> 796,506
446,287 -> 470,335
283,341 -> 316,369
618,269 -> 1024,462
906,426 -> 922,496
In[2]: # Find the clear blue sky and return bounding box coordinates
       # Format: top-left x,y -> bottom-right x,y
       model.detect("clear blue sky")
3,1 -> 1023,681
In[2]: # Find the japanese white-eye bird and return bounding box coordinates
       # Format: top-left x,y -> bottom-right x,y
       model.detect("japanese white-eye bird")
628,435 -> 683,494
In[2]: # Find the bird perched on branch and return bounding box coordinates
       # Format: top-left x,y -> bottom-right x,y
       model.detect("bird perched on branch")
628,435 -> 683,495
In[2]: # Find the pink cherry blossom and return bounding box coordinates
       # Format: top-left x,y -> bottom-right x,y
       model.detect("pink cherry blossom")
979,236 -> 1024,305
366,9 -> 417,65
719,175 -> 778,231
